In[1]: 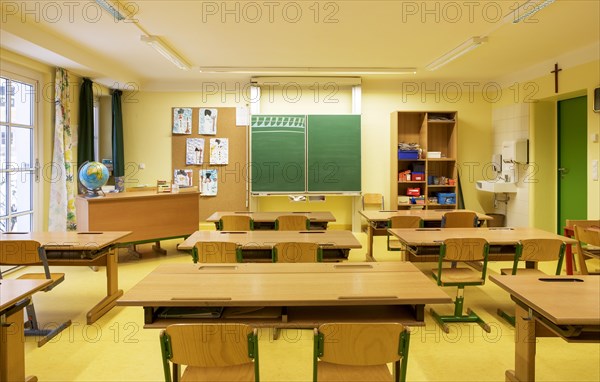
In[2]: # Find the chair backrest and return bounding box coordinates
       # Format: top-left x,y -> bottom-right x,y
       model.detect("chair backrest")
275,215 -> 310,231
574,225 -> 600,248
161,324 -> 258,380
441,211 -> 478,228
219,215 -> 253,231
388,215 -> 423,229
314,323 -> 409,375
272,242 -> 321,263
512,239 -> 565,275
565,219 -> 600,230
0,240 -> 51,280
362,193 -> 384,210
441,238 -> 489,262
194,241 -> 241,263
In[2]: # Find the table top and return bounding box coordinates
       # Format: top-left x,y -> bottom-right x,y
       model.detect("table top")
489,275 -> 600,326
359,209 -> 492,222
117,262 -> 451,307
0,279 -> 53,313
388,227 -> 578,246
178,230 -> 361,250
0,231 -> 132,250
206,211 -> 336,222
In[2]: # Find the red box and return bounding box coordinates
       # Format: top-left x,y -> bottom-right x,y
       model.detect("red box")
412,172 -> 424,181
406,188 -> 421,196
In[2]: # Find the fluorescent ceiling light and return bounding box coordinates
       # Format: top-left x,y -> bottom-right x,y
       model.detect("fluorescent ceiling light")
140,35 -> 191,70
425,36 -> 488,71
198,67 -> 417,75
512,0 -> 555,23
94,0 -> 126,21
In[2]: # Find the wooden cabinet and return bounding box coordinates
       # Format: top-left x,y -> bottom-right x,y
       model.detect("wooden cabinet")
390,111 -> 458,210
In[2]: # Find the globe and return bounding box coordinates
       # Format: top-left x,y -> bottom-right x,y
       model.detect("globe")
79,161 -> 110,197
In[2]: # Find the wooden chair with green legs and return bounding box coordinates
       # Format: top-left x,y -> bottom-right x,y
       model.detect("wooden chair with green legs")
159,323 -> 259,382
192,241 -> 243,263
313,323 -> 410,382
497,238 -> 566,326
387,216 -> 423,252
430,238 -> 490,333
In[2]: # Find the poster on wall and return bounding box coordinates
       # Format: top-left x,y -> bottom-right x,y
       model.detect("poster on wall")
173,108 -> 192,134
200,169 -> 218,196
199,108 -> 218,135
174,169 -> 193,187
186,138 -> 205,165
209,138 -> 228,165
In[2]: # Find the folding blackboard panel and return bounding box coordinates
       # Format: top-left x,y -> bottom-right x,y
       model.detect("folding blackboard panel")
307,115 -> 361,192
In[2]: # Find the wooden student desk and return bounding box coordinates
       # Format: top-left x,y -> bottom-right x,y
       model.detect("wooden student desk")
206,211 -> 336,230
117,262 -> 452,328
489,275 -> 600,382
0,231 -> 131,324
359,209 -> 493,261
388,227 -> 578,263
1,279 -> 52,382
179,230 -> 361,261
76,190 -> 199,253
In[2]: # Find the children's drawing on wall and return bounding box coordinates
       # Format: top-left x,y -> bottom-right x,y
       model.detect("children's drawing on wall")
199,108 -> 217,135
200,169 -> 218,196
186,138 -> 205,165
173,108 -> 192,134
209,138 -> 228,165
174,169 -> 193,187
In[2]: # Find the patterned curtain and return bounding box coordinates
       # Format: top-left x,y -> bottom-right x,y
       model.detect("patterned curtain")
48,68 -> 77,231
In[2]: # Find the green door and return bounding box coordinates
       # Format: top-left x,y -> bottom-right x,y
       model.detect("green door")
557,96 -> 587,233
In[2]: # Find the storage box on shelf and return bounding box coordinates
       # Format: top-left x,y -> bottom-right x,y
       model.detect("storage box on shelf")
391,111 -> 458,210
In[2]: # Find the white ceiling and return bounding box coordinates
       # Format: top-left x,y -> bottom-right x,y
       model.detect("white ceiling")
1,0 -> 599,90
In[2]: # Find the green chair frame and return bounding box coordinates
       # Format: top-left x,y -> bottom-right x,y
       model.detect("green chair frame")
430,238 -> 490,333
274,215 -> 311,231
313,323 -> 410,382
218,215 -> 254,231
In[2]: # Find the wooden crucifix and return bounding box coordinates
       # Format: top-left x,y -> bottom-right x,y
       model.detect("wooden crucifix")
551,63 -> 562,93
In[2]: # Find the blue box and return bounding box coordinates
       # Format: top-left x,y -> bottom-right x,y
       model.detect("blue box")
398,150 -> 419,159
437,192 -> 456,205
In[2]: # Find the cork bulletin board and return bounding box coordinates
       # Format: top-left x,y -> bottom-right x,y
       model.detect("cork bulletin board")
172,107 -> 247,221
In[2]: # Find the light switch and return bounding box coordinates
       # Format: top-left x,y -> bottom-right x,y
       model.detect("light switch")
139,163 -> 145,169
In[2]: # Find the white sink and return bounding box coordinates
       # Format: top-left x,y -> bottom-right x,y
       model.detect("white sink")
476,180 -> 517,193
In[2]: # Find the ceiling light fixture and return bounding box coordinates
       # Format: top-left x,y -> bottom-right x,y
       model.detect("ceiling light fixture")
197,67 -> 417,75
140,35 -> 191,70
512,0 -> 555,23
425,36 -> 488,71
94,0 -> 127,21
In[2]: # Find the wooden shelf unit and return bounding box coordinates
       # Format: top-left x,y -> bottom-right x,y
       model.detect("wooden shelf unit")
390,111 -> 458,210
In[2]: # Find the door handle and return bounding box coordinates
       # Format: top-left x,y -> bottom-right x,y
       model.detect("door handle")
558,167 -> 569,175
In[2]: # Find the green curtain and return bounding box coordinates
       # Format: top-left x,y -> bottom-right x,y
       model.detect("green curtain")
77,78 -> 94,167
112,89 -> 125,177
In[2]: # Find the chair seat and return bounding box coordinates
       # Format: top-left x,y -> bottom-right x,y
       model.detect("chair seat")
432,268 -> 484,285
580,246 -> 600,258
317,361 -> 393,381
500,268 -> 546,276
17,272 -> 65,287
388,239 -> 403,250
182,363 -> 255,381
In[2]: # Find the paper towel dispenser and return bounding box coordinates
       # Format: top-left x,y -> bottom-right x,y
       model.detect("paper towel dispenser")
501,140 -> 528,164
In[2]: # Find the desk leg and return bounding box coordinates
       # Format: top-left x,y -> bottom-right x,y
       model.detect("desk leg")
1,309 -> 38,382
365,224 -> 375,262
86,247 -> 123,324
563,227 -> 574,275
506,304 -> 536,382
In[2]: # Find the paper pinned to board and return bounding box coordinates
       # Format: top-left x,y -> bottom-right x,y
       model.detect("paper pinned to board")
236,106 -> 249,126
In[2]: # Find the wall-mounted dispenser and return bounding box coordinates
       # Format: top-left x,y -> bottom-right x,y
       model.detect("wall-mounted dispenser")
501,139 -> 529,164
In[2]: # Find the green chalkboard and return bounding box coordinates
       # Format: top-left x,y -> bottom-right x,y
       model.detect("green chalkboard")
251,115 -> 306,192
251,114 -> 361,193
307,115 -> 361,192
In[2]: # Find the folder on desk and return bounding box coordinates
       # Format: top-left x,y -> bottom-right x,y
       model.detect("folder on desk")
157,307 -> 224,319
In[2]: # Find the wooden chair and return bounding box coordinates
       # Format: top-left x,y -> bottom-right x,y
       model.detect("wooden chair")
0,240 -> 72,347
565,219 -> 599,273
193,241 -> 242,263
272,242 -> 322,263
497,238 -> 566,325
313,323 -> 410,382
574,225 -> 600,275
430,238 -> 491,333
160,323 -> 259,382
218,215 -> 254,231
362,193 -> 384,210
275,215 -> 310,231
441,211 -> 478,228
387,216 -> 423,252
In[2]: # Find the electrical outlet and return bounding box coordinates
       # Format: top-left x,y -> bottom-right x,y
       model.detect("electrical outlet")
139,163 -> 145,169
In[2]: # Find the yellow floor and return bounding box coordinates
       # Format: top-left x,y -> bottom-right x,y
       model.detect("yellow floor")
14,232 -> 600,381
